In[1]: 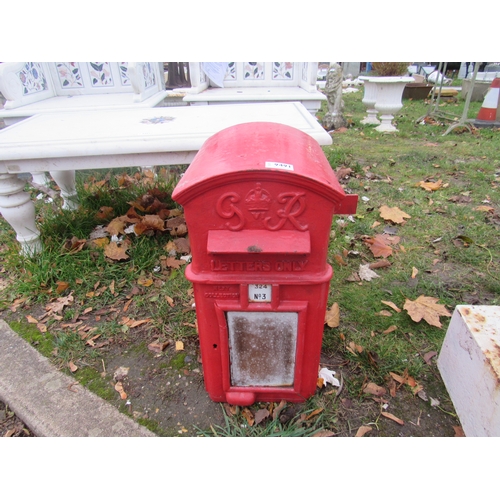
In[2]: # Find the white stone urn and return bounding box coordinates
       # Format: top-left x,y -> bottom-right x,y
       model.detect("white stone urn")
370,76 -> 414,132
359,76 -> 380,125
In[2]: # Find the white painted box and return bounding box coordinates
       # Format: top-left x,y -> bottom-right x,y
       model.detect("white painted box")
438,305 -> 500,436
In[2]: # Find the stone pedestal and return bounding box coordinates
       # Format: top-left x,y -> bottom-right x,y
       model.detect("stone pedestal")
438,305 -> 500,436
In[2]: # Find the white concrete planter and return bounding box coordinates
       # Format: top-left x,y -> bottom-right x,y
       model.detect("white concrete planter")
359,76 -> 380,125
370,76 -> 414,132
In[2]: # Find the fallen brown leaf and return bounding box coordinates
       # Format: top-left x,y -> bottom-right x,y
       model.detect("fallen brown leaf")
165,257 -> 186,269
325,302 -> 340,328
96,206 -> 115,220
418,179 -> 443,192
383,325 -> 398,334
347,341 -> 364,355
381,411 -> 404,425
334,254 -> 347,266
423,351 -> 438,365
474,205 -> 495,213
242,408 -> 255,426
63,236 -> 86,254
379,205 -> 411,224
381,300 -> 401,313
404,295 -> 452,328
355,425 -> 372,437
104,241 -> 130,261
376,310 -> 392,317
137,276 -> 154,287
369,259 -> 392,269
363,382 -> 386,396
148,341 -> 170,353
254,409 -> 270,425
313,430 -> 335,437
114,381 -> 127,400
364,235 -> 393,258
272,400 -> 287,421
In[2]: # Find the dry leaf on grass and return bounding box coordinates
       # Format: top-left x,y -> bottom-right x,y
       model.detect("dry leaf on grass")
382,325 -> 398,334
369,259 -> 392,269
381,300 -> 401,313
137,276 -> 154,287
114,381 -> 127,400
106,218 -> 126,236
63,236 -> 87,254
254,409 -> 270,425
376,310 -> 392,317
474,205 -> 495,213
359,264 -> 380,281
96,206 -> 115,220
104,241 -> 130,261
418,179 -> 443,192
379,205 -> 411,224
334,254 -> 348,266
242,408 -> 255,426
423,351 -> 438,365
55,281 -> 70,294
363,382 -> 386,396
363,235 -> 393,258
325,302 -> 340,328
404,295 -> 451,328
313,430 -> 335,437
355,425 -> 372,437
120,317 -> 151,328
45,293 -> 74,316
381,411 -> 404,425
346,341 -> 364,355
148,341 -> 170,353
37,323 -> 47,333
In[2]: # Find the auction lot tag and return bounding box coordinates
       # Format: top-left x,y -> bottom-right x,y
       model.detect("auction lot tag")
248,284 -> 272,302
265,161 -> 294,171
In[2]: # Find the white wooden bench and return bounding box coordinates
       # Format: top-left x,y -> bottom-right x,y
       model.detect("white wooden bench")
0,62 -> 169,125
182,62 -> 326,116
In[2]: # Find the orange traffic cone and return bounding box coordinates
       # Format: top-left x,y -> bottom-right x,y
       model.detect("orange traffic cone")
474,78 -> 500,127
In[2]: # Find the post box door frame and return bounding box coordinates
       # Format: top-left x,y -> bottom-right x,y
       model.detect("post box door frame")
213,297 -> 309,400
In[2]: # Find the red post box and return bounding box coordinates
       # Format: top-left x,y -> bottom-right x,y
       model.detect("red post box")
172,122 -> 357,406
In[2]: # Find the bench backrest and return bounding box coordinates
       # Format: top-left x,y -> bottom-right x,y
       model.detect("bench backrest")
0,62 -> 165,109
186,62 -> 319,94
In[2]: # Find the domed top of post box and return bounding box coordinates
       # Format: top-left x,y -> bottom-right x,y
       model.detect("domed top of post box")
173,122 -> 347,205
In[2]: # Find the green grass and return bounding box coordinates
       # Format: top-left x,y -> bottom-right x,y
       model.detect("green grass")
196,404 -> 326,437
0,89 -> 499,437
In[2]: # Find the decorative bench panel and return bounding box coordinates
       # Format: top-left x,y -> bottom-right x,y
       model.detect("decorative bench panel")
182,62 -> 325,116
0,62 -> 168,125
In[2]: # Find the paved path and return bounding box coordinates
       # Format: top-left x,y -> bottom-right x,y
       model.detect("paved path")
0,320 -> 155,437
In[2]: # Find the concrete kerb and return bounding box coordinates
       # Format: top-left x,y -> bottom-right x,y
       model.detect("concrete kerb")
0,320 -> 155,437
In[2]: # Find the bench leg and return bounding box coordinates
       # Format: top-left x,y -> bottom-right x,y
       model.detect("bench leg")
0,173 -> 42,255
31,172 -> 51,187
50,170 -> 79,210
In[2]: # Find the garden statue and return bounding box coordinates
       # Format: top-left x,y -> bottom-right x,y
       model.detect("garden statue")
323,63 -> 346,131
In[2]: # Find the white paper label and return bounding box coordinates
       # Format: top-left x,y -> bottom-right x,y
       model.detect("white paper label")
265,161 -> 294,171
248,284 -> 272,302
